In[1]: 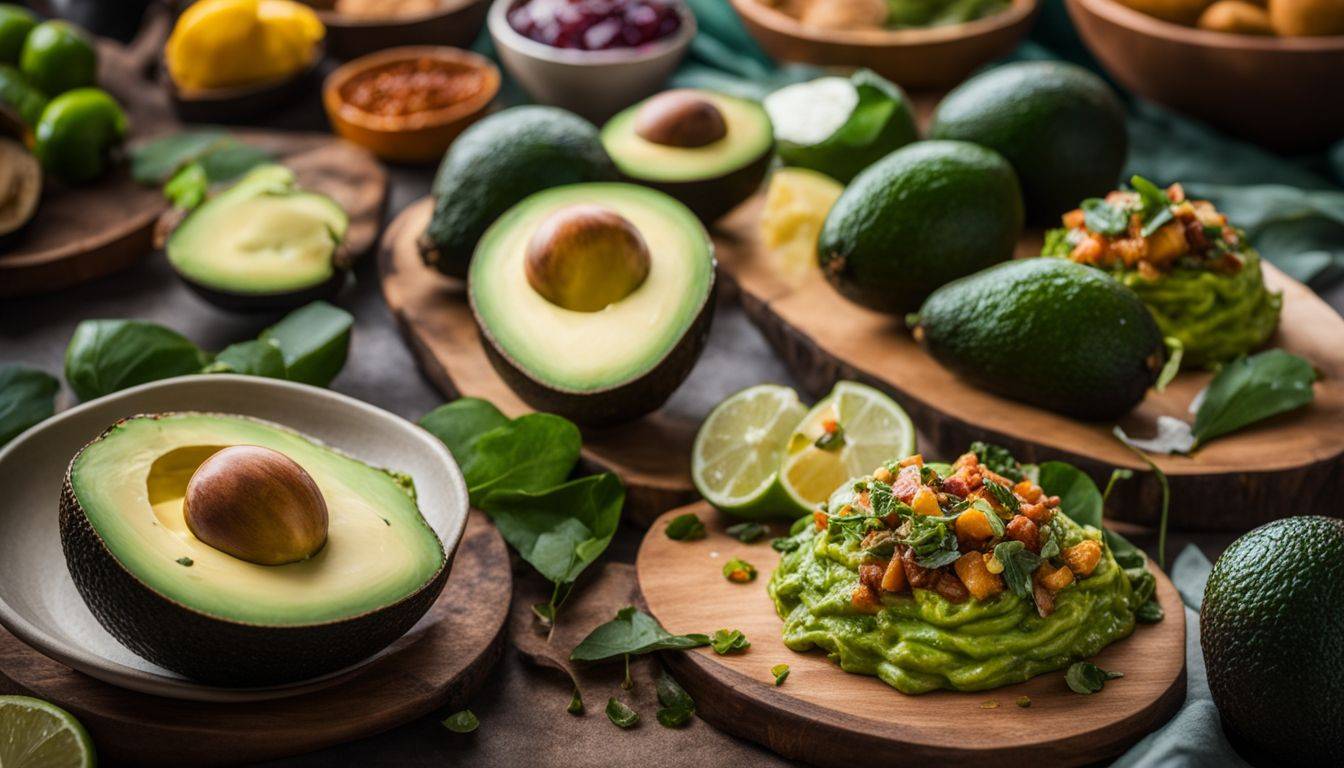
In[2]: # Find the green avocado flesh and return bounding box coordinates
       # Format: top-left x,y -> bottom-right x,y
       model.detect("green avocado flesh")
167,165 -> 348,295
601,90 -> 772,183
769,511 -> 1135,694
67,413 -> 443,626
470,183 -> 713,393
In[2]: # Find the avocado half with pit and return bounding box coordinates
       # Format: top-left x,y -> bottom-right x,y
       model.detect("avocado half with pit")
601,89 -> 773,223
59,412 -> 447,686
166,164 -> 351,312
469,183 -> 716,425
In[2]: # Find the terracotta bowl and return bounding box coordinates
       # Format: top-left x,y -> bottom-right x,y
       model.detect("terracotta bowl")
729,0 -> 1040,90
1067,0 -> 1344,150
309,0 -> 490,60
323,46 -> 500,164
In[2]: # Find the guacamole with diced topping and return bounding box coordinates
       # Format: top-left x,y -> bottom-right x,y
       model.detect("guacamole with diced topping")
767,449 -> 1139,694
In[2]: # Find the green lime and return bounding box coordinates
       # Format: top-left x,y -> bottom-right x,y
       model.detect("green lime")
0,63 -> 47,126
35,87 -> 126,182
0,4 -> 36,65
692,384 -> 808,520
0,695 -> 96,768
20,20 -> 96,96
780,381 -> 915,511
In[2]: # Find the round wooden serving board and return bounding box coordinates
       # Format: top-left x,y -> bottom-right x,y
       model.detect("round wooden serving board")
637,503 -> 1187,768
377,198 -> 699,526
0,512 -> 510,767
713,197 -> 1344,530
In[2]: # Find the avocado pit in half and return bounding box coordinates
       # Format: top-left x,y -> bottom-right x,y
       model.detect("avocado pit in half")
524,204 -> 651,313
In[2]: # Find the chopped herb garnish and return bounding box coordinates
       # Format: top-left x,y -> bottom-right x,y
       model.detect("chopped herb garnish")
983,478 -> 1020,515
1080,197 -> 1128,236
710,629 -> 750,655
605,698 -> 639,729
970,441 -> 1023,481
771,537 -> 801,553
176,557 -> 194,567
654,671 -> 695,728
814,420 -> 844,451
725,522 -> 767,543
442,710 -> 479,733
665,513 -> 706,541
381,517 -> 390,526
723,557 -> 757,583
1066,661 -> 1123,694
771,664 -> 790,686
992,540 -> 1041,599
1015,696 -> 1031,708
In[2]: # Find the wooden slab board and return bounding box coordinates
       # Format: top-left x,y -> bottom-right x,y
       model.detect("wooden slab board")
0,511 -> 510,767
377,198 -> 699,526
713,197 -> 1344,530
637,503 -> 1187,768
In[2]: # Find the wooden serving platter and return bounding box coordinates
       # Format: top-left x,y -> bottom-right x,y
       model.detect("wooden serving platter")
0,511 -> 510,767
377,198 -> 700,526
713,198 -> 1344,530
637,503 -> 1187,768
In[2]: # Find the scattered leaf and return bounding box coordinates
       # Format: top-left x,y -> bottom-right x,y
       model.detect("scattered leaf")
204,339 -> 287,379
725,521 -> 767,543
654,671 -> 695,728
1066,661 -> 1123,694
0,364 -> 58,446
567,688 -> 584,715
722,557 -> 757,583
258,301 -> 353,388
570,607 -> 710,662
771,664 -> 790,686
1191,350 -> 1316,447
665,513 -> 706,541
64,320 -> 210,401
1036,461 -> 1103,530
441,710 -> 478,733
710,629 -> 750,655
605,698 -> 639,729
1015,696 -> 1031,708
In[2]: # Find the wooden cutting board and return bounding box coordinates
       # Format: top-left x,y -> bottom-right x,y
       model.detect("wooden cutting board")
714,197 -> 1344,530
0,511 -> 510,767
636,503 -> 1187,768
377,198 -> 700,526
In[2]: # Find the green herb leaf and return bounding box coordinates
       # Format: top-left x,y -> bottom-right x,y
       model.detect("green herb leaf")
484,473 -> 623,590
570,607 -> 710,662
725,521 -> 767,543
204,339 -> 287,379
196,141 -> 272,183
983,478 -> 1020,515
665,513 -> 707,541
814,423 -> 845,451
1140,206 -> 1174,238
722,557 -> 757,583
1191,350 -> 1316,447
130,131 -> 229,184
771,536 -> 801,553
418,398 -> 511,470
1066,661 -> 1123,694
1036,461 -> 1103,530
461,414 -> 582,504
969,441 -> 1022,481
0,364 -> 58,446
257,301 -> 353,387
64,320 -> 210,401
605,698 -> 639,729
967,499 -> 1005,538
164,162 -> 208,209
442,709 -> 479,733
771,664 -> 790,686
992,540 -> 1041,599
654,671 -> 695,728
1080,197 -> 1128,236
710,629 -> 750,655
567,688 -> 584,715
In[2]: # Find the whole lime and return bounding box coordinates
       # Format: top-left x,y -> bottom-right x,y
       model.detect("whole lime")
0,4 -> 36,65
19,19 -> 97,96
1201,515 -> 1344,766
34,87 -> 126,183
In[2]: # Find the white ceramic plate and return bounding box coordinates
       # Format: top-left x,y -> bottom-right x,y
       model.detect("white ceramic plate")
0,375 -> 469,703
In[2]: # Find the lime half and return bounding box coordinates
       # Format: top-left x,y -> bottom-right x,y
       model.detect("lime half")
0,696 -> 95,768
693,384 -> 808,520
780,381 -> 915,511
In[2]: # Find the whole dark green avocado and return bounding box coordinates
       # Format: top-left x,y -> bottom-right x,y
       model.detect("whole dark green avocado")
817,140 -> 1023,315
913,258 -> 1163,420
418,106 -> 619,277
1201,516 -> 1344,767
928,62 -> 1127,224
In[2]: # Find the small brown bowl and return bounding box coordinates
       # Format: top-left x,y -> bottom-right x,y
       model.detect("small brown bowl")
311,0 -> 490,60
1068,0 -> 1344,151
166,50 -> 323,125
729,0 -> 1040,89
322,46 -> 500,164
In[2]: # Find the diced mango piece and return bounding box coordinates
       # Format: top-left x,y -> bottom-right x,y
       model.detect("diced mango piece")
912,486 -> 939,516
1039,562 -> 1075,592
954,552 -> 1005,601
955,508 -> 995,543
1063,539 -> 1103,577
881,556 -> 906,593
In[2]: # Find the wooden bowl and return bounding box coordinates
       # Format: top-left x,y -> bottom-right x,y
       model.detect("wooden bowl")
323,46 -> 500,164
309,0 -> 489,60
166,50 -> 323,124
729,0 -> 1040,89
1067,0 -> 1344,150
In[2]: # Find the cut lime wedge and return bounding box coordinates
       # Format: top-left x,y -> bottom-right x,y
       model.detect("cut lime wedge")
692,384 -> 808,520
0,696 -> 95,768
780,381 -> 915,512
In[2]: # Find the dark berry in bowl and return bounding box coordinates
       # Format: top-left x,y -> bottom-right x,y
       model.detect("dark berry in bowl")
507,0 -> 683,51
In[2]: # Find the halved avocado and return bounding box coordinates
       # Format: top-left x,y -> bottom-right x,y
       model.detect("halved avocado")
0,130 -> 39,246
59,412 -> 447,686
166,164 -> 350,312
469,183 -> 716,425
602,89 -> 773,223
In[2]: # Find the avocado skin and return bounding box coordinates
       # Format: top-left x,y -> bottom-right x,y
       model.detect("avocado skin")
818,140 -> 1023,315
477,279 -> 717,426
421,106 -> 619,278
57,420 -> 450,687
1201,516 -> 1344,767
619,149 -> 770,224
176,270 -> 347,313
929,62 -> 1127,224
915,258 -> 1162,421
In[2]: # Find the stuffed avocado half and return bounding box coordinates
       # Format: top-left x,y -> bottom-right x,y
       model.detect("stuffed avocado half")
60,413 -> 447,686
769,449 -> 1141,695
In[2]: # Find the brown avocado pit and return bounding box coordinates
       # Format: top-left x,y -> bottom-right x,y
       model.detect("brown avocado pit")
633,90 -> 728,148
183,445 -> 329,566
523,204 -> 652,312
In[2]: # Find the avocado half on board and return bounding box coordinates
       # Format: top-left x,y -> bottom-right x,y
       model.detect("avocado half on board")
59,412 -> 448,687
469,182 -> 716,425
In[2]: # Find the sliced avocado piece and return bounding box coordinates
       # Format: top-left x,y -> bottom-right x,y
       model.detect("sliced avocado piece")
167,164 -> 350,312
420,106 -> 619,278
469,183 -> 715,425
912,258 -> 1164,421
59,412 -> 447,686
602,89 -> 773,223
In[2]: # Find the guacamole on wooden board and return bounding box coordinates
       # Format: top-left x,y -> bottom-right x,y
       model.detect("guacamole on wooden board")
768,452 -> 1138,694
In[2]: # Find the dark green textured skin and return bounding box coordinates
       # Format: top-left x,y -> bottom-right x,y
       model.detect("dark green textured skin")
817,140 -> 1023,315
1201,516 -> 1344,767
928,62 -> 1128,225
420,106 -> 619,277
916,258 -> 1162,421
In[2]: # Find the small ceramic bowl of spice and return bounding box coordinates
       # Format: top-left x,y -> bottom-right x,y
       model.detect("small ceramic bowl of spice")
488,0 -> 695,121
323,46 -> 501,163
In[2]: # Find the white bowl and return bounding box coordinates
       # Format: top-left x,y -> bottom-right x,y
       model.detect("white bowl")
0,375 -> 469,702
488,0 -> 695,121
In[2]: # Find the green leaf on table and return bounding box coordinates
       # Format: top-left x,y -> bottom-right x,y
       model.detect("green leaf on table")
654,671 -> 695,728
722,557 -> 757,583
1080,197 -> 1128,236
1191,349 -> 1317,447
130,130 -> 229,184
418,398 -> 510,467
64,320 -> 210,401
710,628 -> 750,655
0,365 -> 58,446
725,521 -> 766,543
465,415 -> 582,504
204,339 -> 287,378
1036,461 -> 1103,529
441,710 -> 478,733
771,663 -> 790,686
1066,661 -> 1123,694
665,512 -> 706,541
570,606 -> 710,662
197,141 -> 272,183
605,698 -> 639,729
258,301 -> 353,387
164,162 -> 209,210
